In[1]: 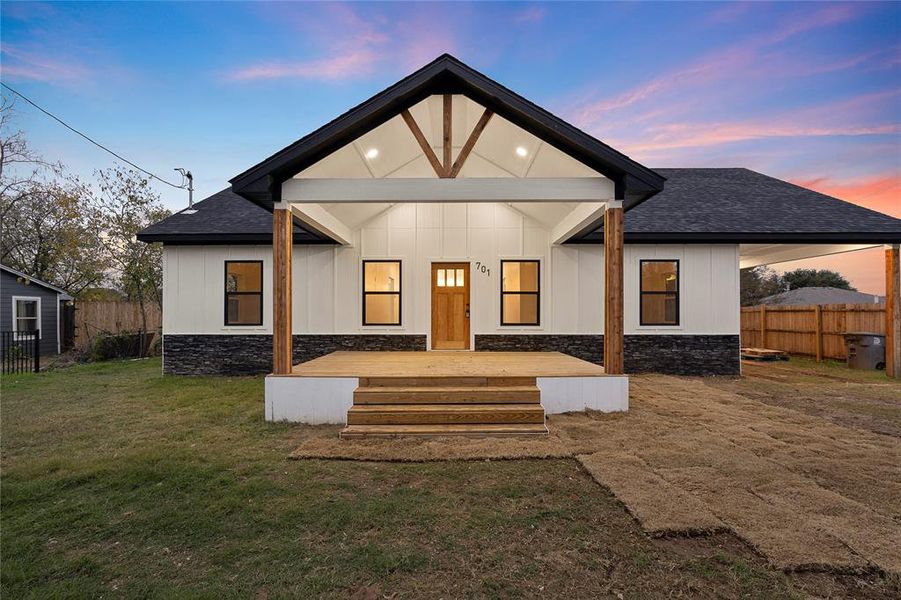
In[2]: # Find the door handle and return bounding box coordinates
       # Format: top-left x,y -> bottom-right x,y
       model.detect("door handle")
465,304 -> 470,319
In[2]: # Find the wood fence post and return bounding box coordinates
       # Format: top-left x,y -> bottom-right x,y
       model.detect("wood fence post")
887,244 -> 900,378
759,305 -> 767,348
814,304 -> 823,362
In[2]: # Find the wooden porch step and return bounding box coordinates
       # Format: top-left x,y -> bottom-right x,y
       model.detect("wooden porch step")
360,376 -> 536,387
339,423 -> 549,439
353,385 -> 540,405
347,403 -> 545,425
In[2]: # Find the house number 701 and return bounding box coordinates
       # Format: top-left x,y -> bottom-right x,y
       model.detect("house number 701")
474,261 -> 490,277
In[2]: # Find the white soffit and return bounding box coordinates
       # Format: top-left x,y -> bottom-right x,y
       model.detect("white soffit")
739,243 -> 879,269
293,94 -> 606,181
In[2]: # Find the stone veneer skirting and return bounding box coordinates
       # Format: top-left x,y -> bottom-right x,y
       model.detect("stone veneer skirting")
163,334 -> 426,375
164,333 -> 739,376
474,334 -> 740,376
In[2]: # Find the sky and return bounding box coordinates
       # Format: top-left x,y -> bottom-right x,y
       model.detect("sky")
1,1 -> 899,293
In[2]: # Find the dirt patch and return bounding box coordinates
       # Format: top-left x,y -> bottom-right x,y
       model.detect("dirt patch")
291,363 -> 901,576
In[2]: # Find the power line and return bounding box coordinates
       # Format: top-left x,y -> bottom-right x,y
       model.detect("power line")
0,81 -> 185,189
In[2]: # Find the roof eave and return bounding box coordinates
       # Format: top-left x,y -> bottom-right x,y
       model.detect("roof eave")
566,231 -> 901,244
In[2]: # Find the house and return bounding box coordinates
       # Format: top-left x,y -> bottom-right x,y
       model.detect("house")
761,287 -> 884,306
1,264 -> 73,356
138,55 -> 901,434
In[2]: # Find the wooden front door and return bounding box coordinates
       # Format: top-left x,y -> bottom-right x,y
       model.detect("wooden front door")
431,263 -> 470,350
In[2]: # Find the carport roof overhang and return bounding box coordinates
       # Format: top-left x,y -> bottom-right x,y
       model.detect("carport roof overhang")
228,54 -> 664,211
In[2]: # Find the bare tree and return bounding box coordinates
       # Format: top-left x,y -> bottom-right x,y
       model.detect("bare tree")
92,166 -> 171,335
0,98 -> 108,293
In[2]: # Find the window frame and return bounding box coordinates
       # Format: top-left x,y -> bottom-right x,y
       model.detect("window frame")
638,259 -> 680,327
500,259 -> 541,327
362,259 -> 402,327
223,260 -> 264,327
11,295 -> 42,338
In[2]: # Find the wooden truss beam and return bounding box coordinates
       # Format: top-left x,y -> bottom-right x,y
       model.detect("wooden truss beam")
450,109 -> 492,178
401,109 -> 446,178
443,94 -> 452,174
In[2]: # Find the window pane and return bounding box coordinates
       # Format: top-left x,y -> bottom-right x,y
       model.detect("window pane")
446,269 -> 455,287
455,269 -> 464,287
503,294 -> 538,325
437,269 -> 445,287
16,300 -> 37,318
641,294 -> 678,325
502,261 -> 538,292
226,262 -> 262,292
641,261 -> 678,292
364,261 -> 400,292
16,317 -> 37,332
226,294 -> 262,325
365,294 -> 400,324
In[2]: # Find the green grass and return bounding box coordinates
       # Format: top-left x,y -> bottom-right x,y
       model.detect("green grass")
2,359 -> 802,598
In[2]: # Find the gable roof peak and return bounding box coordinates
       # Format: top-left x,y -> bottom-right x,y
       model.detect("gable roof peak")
229,54 -> 664,210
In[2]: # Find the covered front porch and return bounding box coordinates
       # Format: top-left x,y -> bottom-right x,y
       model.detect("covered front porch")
266,350 -> 627,436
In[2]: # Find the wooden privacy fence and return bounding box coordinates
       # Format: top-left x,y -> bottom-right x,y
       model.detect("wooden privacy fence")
741,303 -> 885,361
73,301 -> 162,350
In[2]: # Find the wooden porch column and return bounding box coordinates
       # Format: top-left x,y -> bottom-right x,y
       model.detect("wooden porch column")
604,200 -> 624,374
272,204 -> 293,374
886,244 -> 900,379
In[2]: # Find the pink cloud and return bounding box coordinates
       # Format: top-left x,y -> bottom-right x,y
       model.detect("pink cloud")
225,3 -> 456,83
0,44 -> 92,84
790,173 -> 901,218
602,87 -> 901,158
227,49 -> 379,82
570,3 -> 863,127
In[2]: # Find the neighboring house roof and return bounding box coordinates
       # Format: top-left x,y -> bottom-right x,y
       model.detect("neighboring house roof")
574,168 -> 901,244
138,168 -> 901,245
229,54 -> 665,210
760,286 -> 884,306
136,188 -> 333,245
0,264 -> 73,299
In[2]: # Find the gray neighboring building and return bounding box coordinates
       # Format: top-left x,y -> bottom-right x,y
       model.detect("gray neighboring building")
0,264 -> 73,355
761,286 -> 884,306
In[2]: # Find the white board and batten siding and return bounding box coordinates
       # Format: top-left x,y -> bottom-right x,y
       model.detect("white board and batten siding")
162,202 -> 740,337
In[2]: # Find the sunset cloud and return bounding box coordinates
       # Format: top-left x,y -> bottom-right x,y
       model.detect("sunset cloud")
570,3 -> 864,128
225,2 -> 457,83
791,174 -> 901,218
226,49 -> 379,82
0,43 -> 92,84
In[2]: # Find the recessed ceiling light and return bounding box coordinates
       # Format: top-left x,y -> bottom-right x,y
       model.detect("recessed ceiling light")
366,148 -> 379,159
515,146 -> 528,157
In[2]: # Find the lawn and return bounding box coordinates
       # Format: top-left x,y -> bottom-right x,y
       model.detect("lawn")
0,358 -> 890,598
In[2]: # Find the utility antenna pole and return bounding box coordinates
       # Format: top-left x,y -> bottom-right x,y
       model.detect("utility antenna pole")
174,168 -> 196,214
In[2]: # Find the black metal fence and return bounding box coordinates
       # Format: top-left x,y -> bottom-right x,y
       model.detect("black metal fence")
1,330 -> 40,374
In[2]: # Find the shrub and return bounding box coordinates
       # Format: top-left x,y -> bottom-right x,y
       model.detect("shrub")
89,330 -> 156,361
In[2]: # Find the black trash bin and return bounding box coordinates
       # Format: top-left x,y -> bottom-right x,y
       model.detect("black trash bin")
844,332 -> 886,370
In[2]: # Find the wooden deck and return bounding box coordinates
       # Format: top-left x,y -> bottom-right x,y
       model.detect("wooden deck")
289,351 -> 606,378
284,352 -> 606,438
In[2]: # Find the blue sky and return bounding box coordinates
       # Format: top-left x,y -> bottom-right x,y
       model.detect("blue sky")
2,1 -> 899,291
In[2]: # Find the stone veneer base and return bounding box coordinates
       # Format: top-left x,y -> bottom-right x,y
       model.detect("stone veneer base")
474,334 -> 740,376
163,333 -> 739,377
162,334 -> 426,375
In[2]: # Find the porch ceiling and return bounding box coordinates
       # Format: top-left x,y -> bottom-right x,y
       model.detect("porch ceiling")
294,94 -> 603,181
739,243 -> 881,269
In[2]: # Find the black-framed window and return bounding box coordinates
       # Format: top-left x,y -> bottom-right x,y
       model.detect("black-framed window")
639,260 -> 679,326
501,260 -> 540,326
362,260 -> 401,326
224,261 -> 263,326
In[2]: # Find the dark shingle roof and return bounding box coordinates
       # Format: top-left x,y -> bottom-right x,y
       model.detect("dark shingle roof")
760,287 -> 884,306
576,168 -> 901,243
136,188 -> 333,244
139,169 -> 901,245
